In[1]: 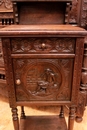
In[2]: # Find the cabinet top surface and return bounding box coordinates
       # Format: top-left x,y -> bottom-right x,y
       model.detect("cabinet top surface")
0,25 -> 86,37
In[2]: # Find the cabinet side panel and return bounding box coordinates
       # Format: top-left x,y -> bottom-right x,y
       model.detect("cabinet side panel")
2,38 -> 16,107
71,38 -> 84,105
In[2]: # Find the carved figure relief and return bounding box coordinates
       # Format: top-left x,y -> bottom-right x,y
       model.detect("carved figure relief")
11,38 -> 75,53
13,59 -> 73,101
32,68 -> 59,95
24,62 -> 61,98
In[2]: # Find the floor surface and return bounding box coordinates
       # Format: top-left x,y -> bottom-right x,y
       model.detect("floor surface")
0,95 -> 87,130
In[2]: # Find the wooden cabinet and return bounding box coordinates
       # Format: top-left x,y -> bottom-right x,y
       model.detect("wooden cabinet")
0,0 -> 87,130
0,24 -> 86,130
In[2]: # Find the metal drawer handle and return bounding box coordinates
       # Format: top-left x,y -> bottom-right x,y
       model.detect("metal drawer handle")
16,79 -> 21,85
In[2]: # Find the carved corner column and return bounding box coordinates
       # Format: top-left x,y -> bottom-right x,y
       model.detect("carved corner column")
75,38 -> 87,122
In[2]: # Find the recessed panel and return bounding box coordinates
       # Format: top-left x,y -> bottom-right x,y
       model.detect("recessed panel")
13,58 -> 74,101
18,2 -> 66,24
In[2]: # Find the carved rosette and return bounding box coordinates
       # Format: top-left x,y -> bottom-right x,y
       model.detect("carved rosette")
13,58 -> 73,101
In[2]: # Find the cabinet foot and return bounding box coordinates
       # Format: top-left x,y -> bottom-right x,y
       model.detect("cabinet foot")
75,116 -> 83,123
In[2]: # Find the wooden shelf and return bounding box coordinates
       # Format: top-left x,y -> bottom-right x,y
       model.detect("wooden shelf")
19,115 -> 67,130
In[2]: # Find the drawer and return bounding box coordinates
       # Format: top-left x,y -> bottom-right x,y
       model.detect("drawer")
11,37 -> 75,54
13,58 -> 74,102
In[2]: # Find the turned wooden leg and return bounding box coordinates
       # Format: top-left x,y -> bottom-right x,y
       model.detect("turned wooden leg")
59,106 -> 64,118
21,106 -> 26,119
11,108 -> 19,130
68,107 -> 76,130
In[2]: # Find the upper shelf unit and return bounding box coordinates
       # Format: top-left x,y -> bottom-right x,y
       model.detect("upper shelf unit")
13,1 -> 72,25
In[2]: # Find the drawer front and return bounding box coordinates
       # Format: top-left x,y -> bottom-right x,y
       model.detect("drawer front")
13,58 -> 74,101
11,38 -> 75,54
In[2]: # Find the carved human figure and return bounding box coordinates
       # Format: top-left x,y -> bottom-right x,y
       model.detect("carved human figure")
35,68 -> 58,94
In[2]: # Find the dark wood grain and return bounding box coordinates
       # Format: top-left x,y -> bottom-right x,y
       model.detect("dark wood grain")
0,0 -> 87,130
18,2 -> 66,25
1,24 -> 86,130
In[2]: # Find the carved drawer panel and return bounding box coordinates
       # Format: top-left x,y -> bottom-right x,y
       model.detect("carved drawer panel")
11,38 -> 75,54
13,58 -> 74,101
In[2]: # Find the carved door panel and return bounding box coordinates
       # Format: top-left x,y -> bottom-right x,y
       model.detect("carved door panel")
13,58 -> 74,101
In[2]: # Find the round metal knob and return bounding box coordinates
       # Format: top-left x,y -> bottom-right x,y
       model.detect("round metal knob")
41,43 -> 46,49
16,79 -> 21,85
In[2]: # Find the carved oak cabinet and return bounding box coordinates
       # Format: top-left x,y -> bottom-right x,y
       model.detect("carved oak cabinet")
0,0 -> 87,130
0,24 -> 86,130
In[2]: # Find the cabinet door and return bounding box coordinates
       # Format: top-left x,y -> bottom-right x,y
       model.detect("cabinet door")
13,58 -> 74,102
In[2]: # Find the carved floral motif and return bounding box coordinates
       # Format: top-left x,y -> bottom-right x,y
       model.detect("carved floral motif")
11,38 -> 75,53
